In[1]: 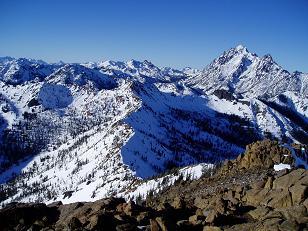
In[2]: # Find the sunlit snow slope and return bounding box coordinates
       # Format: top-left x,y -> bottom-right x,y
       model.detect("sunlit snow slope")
0,45 -> 307,205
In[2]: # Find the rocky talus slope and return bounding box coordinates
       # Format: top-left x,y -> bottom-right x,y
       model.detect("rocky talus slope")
0,140 -> 307,231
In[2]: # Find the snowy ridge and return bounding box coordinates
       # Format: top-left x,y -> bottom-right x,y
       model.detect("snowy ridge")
120,163 -> 214,201
0,45 -> 307,206
0,58 -> 60,85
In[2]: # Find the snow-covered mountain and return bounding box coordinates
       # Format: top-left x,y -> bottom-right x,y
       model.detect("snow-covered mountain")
0,45 -> 307,206
187,45 -> 307,98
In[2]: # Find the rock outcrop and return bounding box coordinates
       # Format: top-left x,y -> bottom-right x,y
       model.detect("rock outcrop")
219,140 -> 294,173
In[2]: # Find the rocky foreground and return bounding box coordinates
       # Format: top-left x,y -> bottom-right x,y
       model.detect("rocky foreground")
0,140 -> 307,231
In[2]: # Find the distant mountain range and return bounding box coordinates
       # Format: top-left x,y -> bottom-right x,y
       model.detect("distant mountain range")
0,45 -> 307,206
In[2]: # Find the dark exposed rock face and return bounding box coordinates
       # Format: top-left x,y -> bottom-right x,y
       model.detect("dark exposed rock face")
213,89 -> 236,101
27,98 -> 40,107
0,203 -> 59,231
0,140 -> 307,231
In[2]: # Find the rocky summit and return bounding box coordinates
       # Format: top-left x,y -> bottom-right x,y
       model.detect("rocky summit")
0,140 -> 307,231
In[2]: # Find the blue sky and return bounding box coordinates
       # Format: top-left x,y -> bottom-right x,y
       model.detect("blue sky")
1,0 -> 307,72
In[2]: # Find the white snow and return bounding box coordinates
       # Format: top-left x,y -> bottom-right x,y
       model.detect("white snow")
0,48 -> 307,206
274,163 -> 291,171
120,163 -> 214,200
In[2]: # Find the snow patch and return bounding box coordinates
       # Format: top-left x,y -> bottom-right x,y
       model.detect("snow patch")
274,163 -> 291,171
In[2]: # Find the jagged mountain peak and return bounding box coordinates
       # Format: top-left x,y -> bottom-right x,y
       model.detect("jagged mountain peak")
143,59 -> 155,66
126,59 -> 160,72
205,45 -> 257,75
225,44 -> 251,57
98,59 -> 160,72
261,53 -> 274,62
46,63 -> 117,90
235,44 -> 248,51
127,59 -> 152,67
98,60 -> 127,70
186,45 -> 306,98
98,59 -> 176,81
50,63 -> 86,75
225,44 -> 253,56
53,60 -> 66,66
126,59 -> 141,68
0,56 -> 47,65
0,57 -> 56,85
293,70 -> 302,75
0,56 -> 15,63
18,58 -> 48,66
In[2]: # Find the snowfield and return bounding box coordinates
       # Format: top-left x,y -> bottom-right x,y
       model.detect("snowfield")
0,45 -> 307,206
